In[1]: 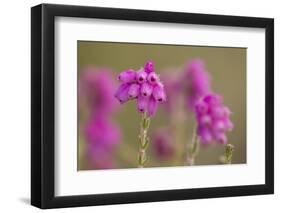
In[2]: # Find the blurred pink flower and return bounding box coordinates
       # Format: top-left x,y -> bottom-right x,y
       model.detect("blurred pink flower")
79,67 -> 119,115
183,59 -> 211,110
195,93 -> 233,145
79,67 -> 122,169
115,61 -> 166,117
152,130 -> 175,160
85,116 -> 121,169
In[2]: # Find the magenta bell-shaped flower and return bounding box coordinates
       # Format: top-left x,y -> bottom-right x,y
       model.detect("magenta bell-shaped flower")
115,61 -> 166,117
195,93 -> 233,145
136,69 -> 147,84
128,83 -> 140,98
147,72 -> 159,85
153,84 -> 166,102
148,96 -> 158,117
141,82 -> 153,97
114,83 -> 130,104
137,96 -> 149,113
118,69 -> 136,83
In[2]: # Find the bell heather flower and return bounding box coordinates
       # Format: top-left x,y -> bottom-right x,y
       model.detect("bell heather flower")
147,72 -> 159,85
152,84 -> 166,103
115,61 -> 166,168
128,83 -> 140,98
137,96 -> 149,113
115,83 -> 130,104
148,96 -> 158,117
136,69 -> 148,84
184,59 -> 211,110
115,61 -> 166,117
118,69 -> 136,83
141,82 -> 153,97
195,93 -> 233,145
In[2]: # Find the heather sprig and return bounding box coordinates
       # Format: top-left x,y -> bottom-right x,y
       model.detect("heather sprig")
183,60 -> 234,165
115,61 -> 167,167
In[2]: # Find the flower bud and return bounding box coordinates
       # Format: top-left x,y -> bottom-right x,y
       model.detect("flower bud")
144,61 -> 154,73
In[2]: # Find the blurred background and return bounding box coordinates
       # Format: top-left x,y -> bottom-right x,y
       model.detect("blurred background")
78,41 -> 246,170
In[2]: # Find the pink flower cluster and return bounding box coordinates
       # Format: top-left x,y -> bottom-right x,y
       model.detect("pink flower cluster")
79,68 -> 121,169
195,94 -> 233,145
115,61 -> 166,117
180,59 -> 234,145
183,59 -> 210,110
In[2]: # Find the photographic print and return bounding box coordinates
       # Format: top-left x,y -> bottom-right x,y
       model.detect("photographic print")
31,4 -> 273,208
78,41 -> 246,170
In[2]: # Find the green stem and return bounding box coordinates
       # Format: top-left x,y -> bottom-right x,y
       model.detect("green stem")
138,113 -> 150,168
186,126 -> 200,166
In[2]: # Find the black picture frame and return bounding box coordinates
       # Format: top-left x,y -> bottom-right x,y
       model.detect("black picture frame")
31,3 -> 274,209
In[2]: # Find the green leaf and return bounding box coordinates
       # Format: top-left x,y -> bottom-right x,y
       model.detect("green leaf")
142,118 -> 150,130
142,138 -> 150,149
145,119 -> 150,129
